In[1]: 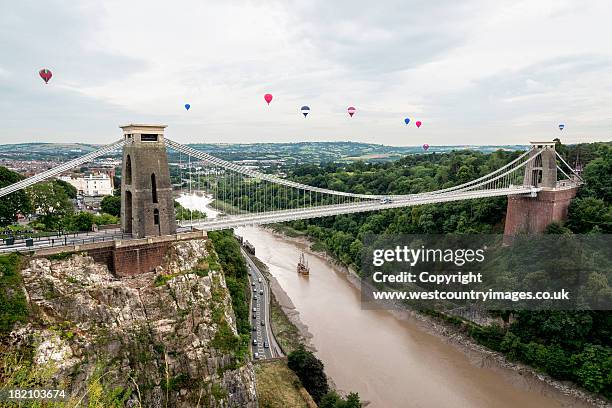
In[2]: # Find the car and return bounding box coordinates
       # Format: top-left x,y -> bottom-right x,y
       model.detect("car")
253,295 -> 257,300
252,307 -> 257,312
260,321 -> 265,326
252,313 -> 256,319
253,352 -> 259,359
251,282 -> 255,286
259,290 -> 263,295
253,288 -> 257,293
252,326 -> 257,332
258,278 -> 262,283
263,341 -> 269,348
252,339 -> 257,346
380,197 -> 392,204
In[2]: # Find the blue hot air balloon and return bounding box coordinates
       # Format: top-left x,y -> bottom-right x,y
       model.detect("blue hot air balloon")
404,117 -> 410,125
300,105 -> 310,117
558,123 -> 564,131
185,104 -> 191,111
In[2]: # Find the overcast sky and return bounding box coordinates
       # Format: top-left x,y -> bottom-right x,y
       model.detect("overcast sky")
1,0 -> 611,146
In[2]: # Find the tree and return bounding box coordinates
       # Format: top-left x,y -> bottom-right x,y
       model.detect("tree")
0,167 -> 31,226
287,347 -> 329,403
54,179 -> 77,199
67,212 -> 95,232
27,182 -> 73,230
580,145 -> 612,203
101,195 -> 121,217
320,391 -> 362,408
566,197 -> 612,233
545,221 -> 572,235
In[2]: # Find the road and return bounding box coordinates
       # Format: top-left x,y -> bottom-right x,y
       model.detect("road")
243,248 -> 283,361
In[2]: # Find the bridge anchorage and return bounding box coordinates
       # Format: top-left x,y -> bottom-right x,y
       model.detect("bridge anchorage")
0,124 -> 583,265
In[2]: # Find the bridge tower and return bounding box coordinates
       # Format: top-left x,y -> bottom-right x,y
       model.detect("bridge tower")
120,124 -> 177,238
504,141 -> 578,235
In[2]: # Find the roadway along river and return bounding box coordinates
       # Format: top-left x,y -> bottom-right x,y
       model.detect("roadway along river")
235,226 -> 588,408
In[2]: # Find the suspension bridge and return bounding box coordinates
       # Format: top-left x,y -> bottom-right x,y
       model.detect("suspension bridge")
0,124 -> 582,262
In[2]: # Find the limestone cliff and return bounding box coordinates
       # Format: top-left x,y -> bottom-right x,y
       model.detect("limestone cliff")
6,239 -> 257,407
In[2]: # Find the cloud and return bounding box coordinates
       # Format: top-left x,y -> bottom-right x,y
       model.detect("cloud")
0,0 -> 611,145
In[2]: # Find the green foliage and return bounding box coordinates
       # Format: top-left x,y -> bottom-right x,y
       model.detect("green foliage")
0,253 -> 27,335
60,212 -> 119,232
567,197 -> 612,233
208,230 -> 250,337
100,195 -> 121,217
48,251 -> 76,261
54,178 -> 77,199
579,144 -> 612,204
287,347 -> 329,404
0,167 -> 31,226
320,391 -> 362,408
27,181 -> 74,230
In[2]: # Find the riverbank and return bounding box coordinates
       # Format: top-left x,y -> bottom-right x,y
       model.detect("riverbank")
262,225 -> 609,408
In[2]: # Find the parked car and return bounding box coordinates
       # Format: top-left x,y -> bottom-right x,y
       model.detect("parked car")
252,339 -> 257,346
260,321 -> 265,326
263,341 -> 269,348
254,352 -> 259,359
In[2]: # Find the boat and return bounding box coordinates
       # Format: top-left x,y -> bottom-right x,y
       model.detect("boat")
297,252 -> 310,275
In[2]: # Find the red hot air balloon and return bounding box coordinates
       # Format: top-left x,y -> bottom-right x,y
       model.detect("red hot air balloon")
422,144 -> 430,151
39,68 -> 52,84
264,93 -> 273,105
347,106 -> 356,117
415,121 -> 422,128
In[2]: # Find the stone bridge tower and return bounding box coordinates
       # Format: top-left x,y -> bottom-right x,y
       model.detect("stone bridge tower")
120,124 -> 177,238
504,141 -> 579,235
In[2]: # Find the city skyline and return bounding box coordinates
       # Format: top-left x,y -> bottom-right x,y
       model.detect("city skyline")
1,1 -> 612,145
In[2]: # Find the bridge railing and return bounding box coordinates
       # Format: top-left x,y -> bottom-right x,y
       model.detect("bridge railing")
0,230 -> 132,254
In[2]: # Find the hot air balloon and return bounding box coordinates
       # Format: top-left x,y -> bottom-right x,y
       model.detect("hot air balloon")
264,93 -> 273,105
422,144 -> 430,151
39,68 -> 52,84
347,106 -> 356,117
184,104 -> 191,111
404,118 -> 410,125
415,121 -> 422,128
559,124 -> 565,131
300,106 -> 310,117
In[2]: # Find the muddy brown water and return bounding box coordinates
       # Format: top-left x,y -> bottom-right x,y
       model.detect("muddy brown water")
236,226 -> 597,408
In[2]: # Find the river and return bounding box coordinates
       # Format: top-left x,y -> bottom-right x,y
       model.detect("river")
175,194 -> 589,407
235,226 -> 592,408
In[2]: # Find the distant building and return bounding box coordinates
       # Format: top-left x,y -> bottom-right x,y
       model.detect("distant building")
59,173 -> 114,196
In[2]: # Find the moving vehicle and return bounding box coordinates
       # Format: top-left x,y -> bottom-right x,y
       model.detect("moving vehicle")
380,197 -> 392,204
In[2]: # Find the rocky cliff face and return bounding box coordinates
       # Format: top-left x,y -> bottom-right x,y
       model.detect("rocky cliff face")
9,239 -> 257,407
